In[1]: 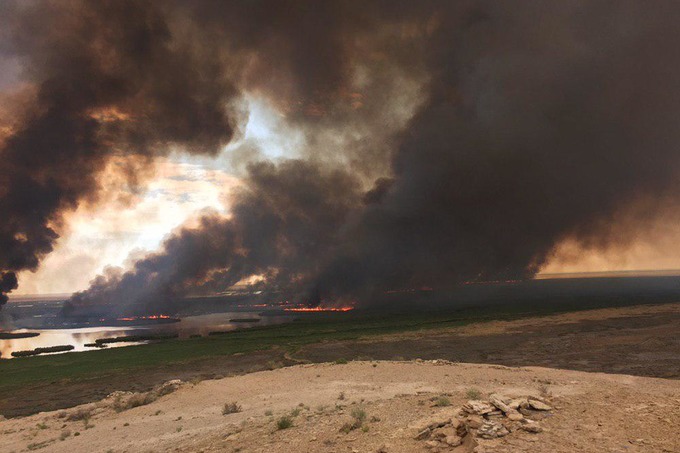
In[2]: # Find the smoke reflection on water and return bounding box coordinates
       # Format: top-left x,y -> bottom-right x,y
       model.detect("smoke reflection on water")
0,312 -> 290,359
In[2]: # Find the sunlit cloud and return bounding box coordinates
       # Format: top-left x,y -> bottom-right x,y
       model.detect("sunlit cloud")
15,159 -> 240,295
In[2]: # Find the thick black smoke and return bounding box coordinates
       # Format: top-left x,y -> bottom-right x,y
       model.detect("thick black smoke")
5,1 -> 680,313
0,0 -> 240,305
68,160 -> 361,315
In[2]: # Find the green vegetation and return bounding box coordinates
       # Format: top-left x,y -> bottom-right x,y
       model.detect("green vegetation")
276,415 -> 293,430
0,302 -> 618,394
340,407 -> 367,433
466,388 -> 482,400
433,395 -> 451,407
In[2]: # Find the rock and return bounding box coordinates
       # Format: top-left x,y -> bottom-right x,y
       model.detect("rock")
445,435 -> 463,447
154,379 -> 183,396
486,410 -> 503,417
463,400 -> 495,415
432,427 -> 457,439
375,445 -> 389,453
466,415 -> 485,429
411,415 -> 452,439
519,420 -> 543,433
451,418 -> 468,436
425,440 -> 441,448
506,410 -> 524,421
489,394 -> 512,413
477,420 -> 510,439
508,398 -> 527,410
528,399 -> 552,411
415,428 -> 431,440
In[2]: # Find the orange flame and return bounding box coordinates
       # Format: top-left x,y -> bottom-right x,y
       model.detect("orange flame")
283,306 -> 354,312
115,314 -> 173,321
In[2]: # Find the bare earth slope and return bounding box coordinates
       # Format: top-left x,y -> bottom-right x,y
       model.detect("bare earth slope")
2,361 -> 678,453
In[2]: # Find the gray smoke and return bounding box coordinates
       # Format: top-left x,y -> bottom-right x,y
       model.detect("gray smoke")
3,1 -> 680,313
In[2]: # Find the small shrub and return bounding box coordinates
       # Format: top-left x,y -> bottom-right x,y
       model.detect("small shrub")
351,407 -> 366,424
290,407 -> 301,417
66,408 -> 92,422
361,425 -> 370,433
276,416 -> 293,430
267,360 -> 284,370
223,402 -> 242,415
433,396 -> 451,407
27,441 -> 51,451
36,422 -> 48,430
264,410 -> 273,416
113,392 -> 157,412
340,407 -> 367,433
334,358 -> 348,365
466,388 -> 482,400
338,392 -> 346,401
60,430 -> 71,441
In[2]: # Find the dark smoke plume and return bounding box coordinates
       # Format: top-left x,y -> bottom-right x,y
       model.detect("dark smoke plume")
0,0 -> 239,305
5,1 -> 680,313
68,160 -> 361,315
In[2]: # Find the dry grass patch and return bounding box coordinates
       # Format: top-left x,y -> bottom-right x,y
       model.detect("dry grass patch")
222,402 -> 242,415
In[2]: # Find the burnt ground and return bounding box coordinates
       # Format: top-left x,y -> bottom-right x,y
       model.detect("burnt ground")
1,303 -> 678,418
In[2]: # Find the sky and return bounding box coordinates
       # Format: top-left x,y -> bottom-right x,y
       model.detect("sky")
13,97 -> 288,295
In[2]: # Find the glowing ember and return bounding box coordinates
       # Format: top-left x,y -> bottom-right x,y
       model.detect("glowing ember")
116,314 -> 173,321
283,306 -> 354,312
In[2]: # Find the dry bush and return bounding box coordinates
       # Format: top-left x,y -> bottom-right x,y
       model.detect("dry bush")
276,415 -> 293,430
433,395 -> 451,407
466,388 -> 482,399
340,407 -> 367,433
222,402 -> 242,415
66,408 -> 92,422
112,381 -> 182,412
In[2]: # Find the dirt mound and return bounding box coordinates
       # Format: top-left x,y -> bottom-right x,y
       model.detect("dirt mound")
1,361 -> 678,452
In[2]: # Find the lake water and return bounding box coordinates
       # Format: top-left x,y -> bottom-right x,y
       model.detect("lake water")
0,311 -> 291,359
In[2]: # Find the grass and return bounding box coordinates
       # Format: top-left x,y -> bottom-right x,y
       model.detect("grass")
66,408 -> 92,422
466,388 -> 482,400
433,395 -> 451,407
0,301 -> 627,394
276,415 -> 293,430
340,407 -> 367,433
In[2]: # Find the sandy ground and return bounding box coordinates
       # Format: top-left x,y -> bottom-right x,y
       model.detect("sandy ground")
1,361 -> 678,453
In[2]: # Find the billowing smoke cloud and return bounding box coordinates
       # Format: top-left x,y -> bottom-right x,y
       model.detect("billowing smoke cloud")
0,0 -> 241,305
6,1 -> 680,313
68,160 -> 361,315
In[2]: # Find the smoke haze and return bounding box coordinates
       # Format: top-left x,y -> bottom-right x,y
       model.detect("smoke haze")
2,1 -> 680,313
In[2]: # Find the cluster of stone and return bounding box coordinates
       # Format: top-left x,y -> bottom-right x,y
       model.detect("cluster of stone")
412,393 -> 553,451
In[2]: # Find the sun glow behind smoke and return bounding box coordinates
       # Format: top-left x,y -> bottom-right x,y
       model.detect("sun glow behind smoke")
12,97 -> 289,297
